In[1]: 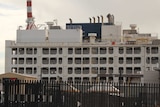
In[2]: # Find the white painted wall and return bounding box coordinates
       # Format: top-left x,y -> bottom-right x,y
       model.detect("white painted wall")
17,30 -> 46,42
101,25 -> 121,42
48,29 -> 83,43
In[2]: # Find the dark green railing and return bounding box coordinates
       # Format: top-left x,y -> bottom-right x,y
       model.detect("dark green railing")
1,80 -> 160,107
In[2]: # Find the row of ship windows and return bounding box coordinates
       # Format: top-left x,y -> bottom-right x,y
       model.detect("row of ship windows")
42,77 -> 141,83
11,47 -> 159,55
11,67 -> 141,75
12,57 -> 159,65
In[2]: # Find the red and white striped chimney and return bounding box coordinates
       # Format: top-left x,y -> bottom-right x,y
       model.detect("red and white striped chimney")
27,0 -> 32,20
26,0 -> 36,30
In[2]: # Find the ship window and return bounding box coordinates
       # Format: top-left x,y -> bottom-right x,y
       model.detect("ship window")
146,47 -> 150,54
41,67 -> 49,74
11,67 -> 17,73
12,58 -> 17,64
119,47 -> 124,54
75,48 -> 81,54
34,58 -> 37,64
83,57 -> 89,64
75,67 -> 81,74
50,68 -> 56,74
134,57 -> 141,64
26,68 -> 32,74
74,77 -> 81,83
151,47 -> 158,54
126,47 -> 132,54
146,57 -> 150,64
83,48 -> 90,54
59,58 -> 62,64
42,58 -> 49,64
108,47 -> 113,54
18,68 -> 24,74
108,67 -> 113,74
92,47 -> 98,54
68,48 -> 73,54
50,58 -> 57,64
100,47 -> 106,54
91,67 -> 98,74
119,57 -> 124,64
26,48 -> 33,54
100,67 -> 106,74
100,57 -> 106,64
50,48 -> 57,54
75,58 -> 81,64
34,48 -> 37,54
126,67 -> 132,74
134,67 -> 141,74
108,57 -> 113,64
68,58 -> 73,64
151,57 -> 158,64
68,68 -> 73,74
92,57 -> 98,64
58,67 -> 62,74
67,77 -> 73,83
108,77 -> 113,82
19,48 -> 24,54
43,48 -> 49,54
59,48 -> 62,54
83,67 -> 89,74
19,58 -> 24,64
134,47 -> 141,54
26,58 -> 32,64
12,48 -> 17,55
118,67 -> 124,74
126,57 -> 132,64
34,67 -> 37,74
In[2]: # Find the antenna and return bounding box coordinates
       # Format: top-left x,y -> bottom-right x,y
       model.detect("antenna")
26,0 -> 37,30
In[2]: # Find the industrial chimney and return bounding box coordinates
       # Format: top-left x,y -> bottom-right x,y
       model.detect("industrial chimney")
26,0 -> 37,30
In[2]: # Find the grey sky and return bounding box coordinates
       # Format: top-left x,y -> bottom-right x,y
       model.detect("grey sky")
0,0 -> 160,74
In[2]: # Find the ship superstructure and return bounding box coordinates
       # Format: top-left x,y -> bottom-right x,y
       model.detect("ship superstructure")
5,0 -> 160,83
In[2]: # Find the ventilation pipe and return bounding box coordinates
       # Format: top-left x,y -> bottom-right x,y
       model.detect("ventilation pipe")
107,14 -> 112,24
97,16 -> 100,23
107,14 -> 114,24
93,17 -> 96,23
69,18 -> 72,24
100,15 -> 103,23
111,15 -> 114,24
89,17 -> 92,23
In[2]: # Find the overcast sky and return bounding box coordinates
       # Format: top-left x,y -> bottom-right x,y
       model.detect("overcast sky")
0,0 -> 160,74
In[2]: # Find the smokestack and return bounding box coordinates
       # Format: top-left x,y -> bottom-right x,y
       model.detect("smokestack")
93,17 -> 95,23
100,15 -> 103,23
69,18 -> 72,24
89,17 -> 92,23
27,0 -> 32,20
97,16 -> 100,23
26,0 -> 36,30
